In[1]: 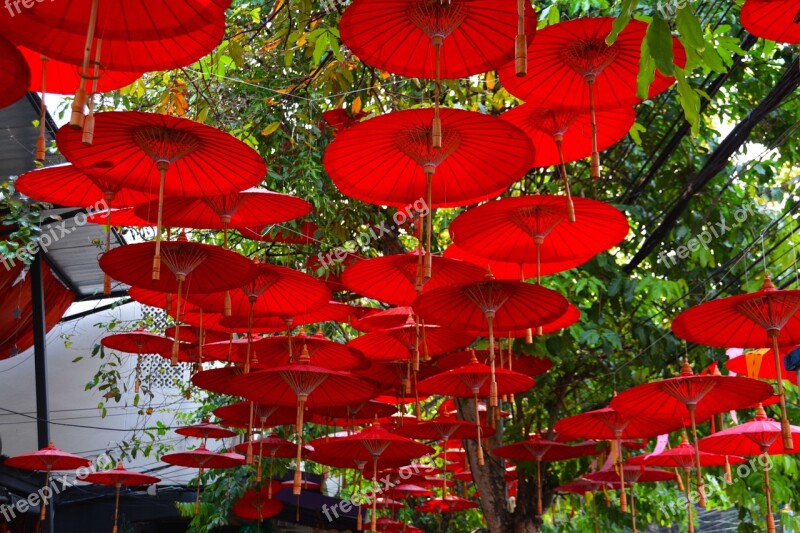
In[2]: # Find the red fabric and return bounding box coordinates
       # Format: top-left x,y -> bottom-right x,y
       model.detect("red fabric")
322,109 -> 367,136
80,464 -> 160,486
417,357 -> 535,397
584,465 -> 675,485
21,46 -> 141,94
741,0 -> 800,44
233,437 -> 303,458
492,436 -> 573,462
394,415 -> 489,441
448,195 -> 629,265
308,423 -> 434,469
554,407 -> 686,441
443,244 -> 588,280
307,400 -> 398,425
629,442 -> 746,469
324,108 -> 534,208
500,17 -> 686,107
340,0 -> 538,80
175,422 -> 235,440
0,35 -> 30,111
212,402 -> 297,429
435,350 -> 552,377
101,330 -> 175,355
163,325 -> 228,344
414,496 -> 478,513
0,262 -> 75,360
726,348 -> 799,385
351,306 -> 414,332
232,487 -> 283,521
5,443 -> 90,471
161,444 -> 243,469
86,208 -> 156,228
348,324 -> 474,361
467,303 -> 581,337
698,411 -> 800,456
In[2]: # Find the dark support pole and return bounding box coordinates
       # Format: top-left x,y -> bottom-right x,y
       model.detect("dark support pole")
31,251 -> 54,533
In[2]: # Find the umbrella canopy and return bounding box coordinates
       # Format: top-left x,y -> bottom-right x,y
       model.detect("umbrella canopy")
86,208 -> 156,228
219,301 -> 357,332
383,483 -> 435,498
163,325 -> 228,345
0,35 -> 30,111
417,353 -> 536,398
341,252 -> 486,306
554,407 -> 686,441
253,333 -> 366,370
727,347 -> 800,385
348,322 -> 473,362
741,0 -> 800,44
435,349 -> 552,376
175,421 -> 236,440
161,444 -> 242,514
20,46 -> 142,94
213,402 -> 298,430
352,306 -> 417,332
415,495 -> 479,513
101,329 -> 176,392
307,400 -> 399,426
443,244 -> 589,281
672,274 -> 800,447
584,465 -> 676,485
467,303 -> 581,338
80,463 -> 160,533
232,485 -> 284,521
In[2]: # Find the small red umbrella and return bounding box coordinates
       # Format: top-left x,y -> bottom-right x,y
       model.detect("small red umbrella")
219,301 -> 359,332
234,436 -> 310,489
435,349 -> 552,376
324,107 -> 534,277
0,35 -> 30,111
228,350 -> 378,495
448,195 -> 629,278
415,495 -> 479,513
161,444 -> 242,514
352,306 -> 417,332
501,105 -> 635,220
310,422 -> 434,532
80,463 -> 160,533
699,405 -> 800,533
727,347 -> 799,385
341,252 -> 486,306
213,402 -> 297,430
101,329 -> 175,393
348,321 -> 473,362
672,274 -> 800,447
232,485 -> 284,522
307,400 -> 399,428
500,17 -> 685,178
175,420 -> 236,442
57,111 -> 266,279
5,443 -> 91,522
443,244 -> 589,281
252,333 -> 366,370
383,483 -> 435,499
610,361 -> 774,506
467,303 -> 581,339
87,208 -> 157,228
163,325 -> 228,346
741,0 -> 800,44
21,46 -> 141,95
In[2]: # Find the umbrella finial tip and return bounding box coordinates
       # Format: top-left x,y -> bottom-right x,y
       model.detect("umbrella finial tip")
761,272 -> 775,290
679,361 -> 694,377
484,266 -> 495,280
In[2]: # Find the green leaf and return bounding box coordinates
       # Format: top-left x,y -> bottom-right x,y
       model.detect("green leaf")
674,67 -> 701,136
675,7 -> 704,70
606,0 -> 638,45
646,15 -> 675,76
636,37 -> 656,100
312,32 -> 328,65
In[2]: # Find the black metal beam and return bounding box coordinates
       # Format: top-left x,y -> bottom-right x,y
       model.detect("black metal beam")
60,298 -> 132,323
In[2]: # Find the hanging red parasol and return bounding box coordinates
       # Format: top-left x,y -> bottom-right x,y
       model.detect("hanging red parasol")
351,306 -> 417,332
5,443 -> 91,523
80,463 -> 160,533
672,274 -> 800,448
0,35 -> 30,111
415,495 -> 479,513
467,303 -> 581,338
234,436 -> 311,488
727,347 -> 799,385
227,350 -> 378,495
310,422 -> 434,532
164,325 -> 228,346
213,402 -> 297,430
307,400 -> 399,427
741,0 -> 800,44
501,105 -> 635,220
219,301 -> 360,332
341,252 -> 486,306
101,329 -> 175,393
238,221 -> 318,244
699,405 -> 800,533
161,444 -> 242,514
449,195 -> 629,279
253,333 -> 366,370
232,485 -> 284,522
175,420 -> 236,441
443,244 -> 589,281
86,208 -> 157,228
383,483 -> 435,499
610,361 -> 774,506
57,111 -> 266,280
435,349 -> 552,376
500,17 -> 685,178
348,321 -> 473,362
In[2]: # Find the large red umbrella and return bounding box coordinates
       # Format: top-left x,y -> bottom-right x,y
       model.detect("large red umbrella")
610,361 -> 774,506
348,321 -> 473,362
232,485 -> 284,521
238,221 -> 318,244
219,301 -> 359,332
310,422 -> 434,531
308,400 -> 399,428
435,349 -> 552,377
250,333 -> 366,370
351,306 -> 417,332
443,244 -> 589,281
234,436 -> 310,488
699,405 -> 800,533
228,351 -> 378,495
99,236 -> 257,364
501,105 -> 635,221
341,252 -> 485,306
672,274 -> 800,448
80,464 -> 160,533
86,208 -> 156,228
741,0 -> 800,44
727,347 -> 799,385
448,195 -> 629,279
161,444 -> 242,513
57,111 -> 266,280
499,17 -> 685,178
0,35 -> 30,111
21,46 -> 141,95
324,107 -> 534,277
5,443 -> 91,522
213,402 -> 297,430
101,329 -> 175,393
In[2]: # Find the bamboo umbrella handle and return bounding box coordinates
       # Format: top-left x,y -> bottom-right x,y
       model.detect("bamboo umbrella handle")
762,446 -> 776,533
152,163 -> 168,280
515,0 -> 526,76
371,456 -> 379,533
770,332 -> 794,449
170,276 -> 184,366
195,467 -> 203,515
113,484 -> 121,533
293,397 -> 306,495
474,392 -> 485,466
587,76 -> 600,179
629,484 -> 637,533
688,405 -> 706,507
37,58 -> 48,161
536,459 -> 543,515
685,468 -> 694,533
40,471 -> 50,521
555,135 -> 576,223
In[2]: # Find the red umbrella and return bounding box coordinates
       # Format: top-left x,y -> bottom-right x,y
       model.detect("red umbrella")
448,195 -> 629,279
307,400 -> 399,427
232,485 -> 284,521
57,111 -> 266,279
161,444 -> 242,514
101,329 -> 175,393
80,463 -> 160,533
5,443 -> 91,522
310,422 -> 434,531
415,495 -> 479,513
383,483 -> 435,499
672,274 -> 800,447
351,306 -> 416,332
727,347 -> 799,385
348,321 -> 473,362
99,236 -> 258,364
254,333 -> 366,370
0,35 -> 30,111
500,17 -> 685,178
324,107 -> 534,277
443,244 -> 589,281
467,303 -> 581,339
435,349 -> 552,377
238,221 -> 318,244
163,325 -> 228,346
213,402 -> 297,430
501,105 -> 635,220
610,361 -> 774,506
228,350 -> 378,495
234,436 -> 310,489
175,420 -> 236,441
341,252 -> 486,306
741,0 -> 800,44
21,46 -> 141,95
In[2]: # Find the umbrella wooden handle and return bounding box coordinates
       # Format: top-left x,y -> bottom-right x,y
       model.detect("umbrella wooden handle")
685,469 -> 694,533
536,460 -> 543,515
770,333 -> 794,450
515,0 -> 526,76
70,87 -> 88,129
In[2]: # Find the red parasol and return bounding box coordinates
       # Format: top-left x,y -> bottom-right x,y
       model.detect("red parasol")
467,303 -> 581,338
228,350 -> 378,495
254,333 -> 366,370
86,208 -> 156,228
324,107 -> 534,277
0,35 -> 30,111
213,402 -> 297,430
307,400 -> 399,427
415,495 -> 479,513
727,347 -> 800,385
101,329 -> 175,393
232,485 -> 284,521
348,321 -> 473,362
383,483 -> 435,499
352,306 -> 417,332
219,301 -> 356,332
21,46 -> 141,95
435,349 -> 552,377
448,195 -> 629,277
175,420 -> 236,441
341,252 -> 485,306
5,443 -> 91,522
741,0 -> 800,44
238,221 -> 318,245
500,17 -> 685,178
672,274 -> 800,447
161,444 -> 242,514
501,105 -> 635,219
57,111 -> 266,279
611,361 -> 774,506
164,325 -> 228,346
443,244 -> 589,281
322,108 -> 368,136
310,422 -> 434,531
234,436 -> 310,489
80,463 -> 160,533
